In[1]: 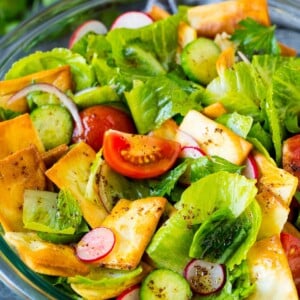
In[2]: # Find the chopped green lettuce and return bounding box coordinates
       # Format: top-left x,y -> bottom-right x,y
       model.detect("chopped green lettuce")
187,156 -> 243,183
176,171 -> 257,225
146,211 -> 195,274
216,112 -> 253,138
206,62 -> 265,122
0,107 -> 21,121
23,189 -> 82,235
106,13 -> 180,75
71,33 -> 111,63
5,48 -> 95,91
92,57 -> 133,94
73,86 -> 120,108
189,200 -> 261,269
68,264 -> 144,294
125,75 -> 202,133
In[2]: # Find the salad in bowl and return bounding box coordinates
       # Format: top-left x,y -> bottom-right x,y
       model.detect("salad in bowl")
0,0 -> 300,299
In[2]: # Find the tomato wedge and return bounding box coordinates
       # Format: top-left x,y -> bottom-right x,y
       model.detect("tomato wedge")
103,129 -> 181,179
280,232 -> 300,296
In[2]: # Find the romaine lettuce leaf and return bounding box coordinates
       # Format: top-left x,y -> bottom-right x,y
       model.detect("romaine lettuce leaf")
106,13 -> 180,75
189,200 -> 261,269
71,33 -> 111,63
5,48 -> 95,91
92,57 -> 133,94
188,156 -> 243,183
176,171 -> 257,225
206,62 -> 265,121
216,112 -> 253,138
23,189 -> 82,234
272,60 -> 300,134
252,54 -> 295,86
146,211 -> 195,274
0,107 -> 21,121
68,264 -> 144,298
125,75 -> 202,133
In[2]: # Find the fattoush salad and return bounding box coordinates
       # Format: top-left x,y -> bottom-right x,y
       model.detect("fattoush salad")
0,0 -> 300,299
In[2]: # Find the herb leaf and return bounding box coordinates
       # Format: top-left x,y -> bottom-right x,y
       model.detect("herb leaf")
231,18 -> 280,59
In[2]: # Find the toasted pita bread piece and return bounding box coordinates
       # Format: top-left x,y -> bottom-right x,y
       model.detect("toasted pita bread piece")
253,151 -> 298,239
247,235 -> 298,300
0,65 -> 72,112
5,232 -> 89,277
45,142 -> 108,228
41,143 -> 69,168
187,0 -> 270,38
0,145 -> 47,232
0,113 -> 44,160
98,197 -> 167,270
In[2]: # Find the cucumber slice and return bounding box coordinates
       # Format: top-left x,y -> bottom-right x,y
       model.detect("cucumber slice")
30,104 -> 73,150
140,269 -> 192,300
181,37 -> 221,85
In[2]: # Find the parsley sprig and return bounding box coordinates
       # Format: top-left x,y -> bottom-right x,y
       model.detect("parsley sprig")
231,18 -> 280,59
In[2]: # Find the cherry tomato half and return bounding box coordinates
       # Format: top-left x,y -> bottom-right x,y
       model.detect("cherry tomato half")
72,105 -> 136,152
103,129 -> 181,179
280,232 -> 300,296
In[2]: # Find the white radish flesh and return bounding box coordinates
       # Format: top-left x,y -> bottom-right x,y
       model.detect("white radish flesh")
111,11 -> 153,29
69,20 -> 107,48
184,259 -> 226,295
76,227 -> 115,262
181,145 -> 205,159
242,154 -> 259,179
116,284 -> 140,300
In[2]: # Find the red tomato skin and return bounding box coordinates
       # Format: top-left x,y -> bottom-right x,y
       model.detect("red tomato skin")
103,129 -> 181,179
72,105 -> 136,151
280,232 -> 300,296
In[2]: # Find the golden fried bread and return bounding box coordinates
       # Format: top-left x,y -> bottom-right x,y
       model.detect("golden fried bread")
98,197 -> 167,270
45,142 -> 108,228
0,145 -> 46,232
5,232 -> 89,277
0,114 -> 44,159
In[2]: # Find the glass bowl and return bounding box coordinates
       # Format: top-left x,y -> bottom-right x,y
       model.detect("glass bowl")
0,0 -> 299,299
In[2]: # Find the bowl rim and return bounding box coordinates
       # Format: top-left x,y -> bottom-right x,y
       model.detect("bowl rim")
0,0 -> 300,299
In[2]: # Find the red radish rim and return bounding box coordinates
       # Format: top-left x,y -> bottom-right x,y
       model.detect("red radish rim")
116,284 -> 140,300
180,145 -> 206,158
76,227 -> 115,262
184,259 -> 226,295
8,83 -> 83,135
8,83 -> 84,135
111,11 -> 153,30
242,153 -> 259,179
69,20 -> 107,48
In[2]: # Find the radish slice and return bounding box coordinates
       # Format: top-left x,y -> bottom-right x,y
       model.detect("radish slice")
116,284 -> 140,300
69,20 -> 107,48
242,154 -> 259,179
111,11 -> 153,29
76,227 -> 115,262
7,83 -> 83,135
184,259 -> 226,295
176,129 -> 206,158
181,146 -> 205,159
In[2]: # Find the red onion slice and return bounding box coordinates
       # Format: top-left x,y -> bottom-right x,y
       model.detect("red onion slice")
8,83 -> 83,135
